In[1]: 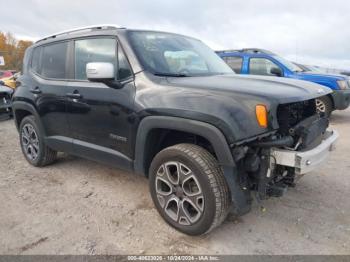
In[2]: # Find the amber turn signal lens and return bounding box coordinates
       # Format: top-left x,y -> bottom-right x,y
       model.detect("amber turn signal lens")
255,104 -> 268,128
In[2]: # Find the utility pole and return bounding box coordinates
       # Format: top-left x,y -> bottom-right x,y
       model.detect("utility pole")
295,39 -> 298,63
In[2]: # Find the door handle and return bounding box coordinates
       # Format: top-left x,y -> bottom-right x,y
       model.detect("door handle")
66,92 -> 82,99
30,87 -> 42,94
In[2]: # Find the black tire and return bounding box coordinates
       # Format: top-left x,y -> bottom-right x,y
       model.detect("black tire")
19,115 -> 57,167
316,96 -> 333,117
149,143 -> 230,235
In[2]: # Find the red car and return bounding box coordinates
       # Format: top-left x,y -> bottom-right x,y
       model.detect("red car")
0,70 -> 15,79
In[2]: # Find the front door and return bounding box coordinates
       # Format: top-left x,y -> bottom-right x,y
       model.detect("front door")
65,37 -> 135,169
248,57 -> 282,76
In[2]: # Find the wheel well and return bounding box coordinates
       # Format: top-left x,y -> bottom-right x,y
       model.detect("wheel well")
143,129 -> 216,177
14,109 -> 32,128
327,94 -> 335,109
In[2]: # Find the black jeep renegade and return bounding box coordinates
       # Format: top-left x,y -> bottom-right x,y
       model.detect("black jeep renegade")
13,25 -> 338,235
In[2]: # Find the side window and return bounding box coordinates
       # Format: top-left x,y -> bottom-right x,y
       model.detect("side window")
41,42 -> 68,79
224,56 -> 243,73
31,47 -> 42,74
117,46 -> 132,80
75,38 -> 116,80
249,58 -> 280,76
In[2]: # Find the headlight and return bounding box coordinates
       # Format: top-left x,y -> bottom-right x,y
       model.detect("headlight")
255,104 -> 268,128
337,80 -> 348,90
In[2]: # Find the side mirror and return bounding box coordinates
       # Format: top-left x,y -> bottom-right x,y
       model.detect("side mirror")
86,62 -> 115,80
86,62 -> 123,88
270,67 -> 283,77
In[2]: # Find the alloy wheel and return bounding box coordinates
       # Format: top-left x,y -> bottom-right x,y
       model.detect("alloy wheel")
155,161 -> 204,226
21,123 -> 40,161
316,98 -> 326,113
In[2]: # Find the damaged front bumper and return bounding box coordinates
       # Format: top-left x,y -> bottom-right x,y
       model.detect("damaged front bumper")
270,129 -> 338,174
0,96 -> 13,119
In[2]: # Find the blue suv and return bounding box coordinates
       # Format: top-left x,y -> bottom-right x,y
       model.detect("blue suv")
216,48 -> 350,116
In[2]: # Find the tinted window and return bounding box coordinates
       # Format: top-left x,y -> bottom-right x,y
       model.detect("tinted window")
31,47 -> 42,74
117,46 -> 132,80
224,56 -> 243,73
249,58 -> 280,76
75,38 -> 116,80
41,42 -> 68,79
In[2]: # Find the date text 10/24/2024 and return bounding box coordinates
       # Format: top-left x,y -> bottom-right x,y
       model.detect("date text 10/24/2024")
127,255 -> 220,261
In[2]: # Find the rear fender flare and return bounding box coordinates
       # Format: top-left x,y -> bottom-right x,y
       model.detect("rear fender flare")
12,101 -> 45,136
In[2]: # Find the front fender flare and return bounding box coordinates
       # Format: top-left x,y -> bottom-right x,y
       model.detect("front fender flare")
134,116 -> 234,175
134,116 -> 251,216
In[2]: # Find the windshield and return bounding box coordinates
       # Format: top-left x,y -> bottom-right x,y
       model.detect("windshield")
128,31 -> 233,76
273,55 -> 303,72
308,66 -> 324,73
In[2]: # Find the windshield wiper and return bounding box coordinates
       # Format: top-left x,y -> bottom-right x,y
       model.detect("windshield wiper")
153,72 -> 189,77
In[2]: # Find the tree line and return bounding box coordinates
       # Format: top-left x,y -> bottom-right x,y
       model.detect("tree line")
0,32 -> 33,72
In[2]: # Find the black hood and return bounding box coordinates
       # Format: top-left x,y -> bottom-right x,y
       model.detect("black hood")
165,74 -> 332,104
136,72 -> 329,143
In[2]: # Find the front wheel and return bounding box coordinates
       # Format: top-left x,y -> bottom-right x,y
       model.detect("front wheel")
316,96 -> 333,117
149,143 -> 230,235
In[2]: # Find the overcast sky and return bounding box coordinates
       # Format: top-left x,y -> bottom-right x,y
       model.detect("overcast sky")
1,0 -> 350,69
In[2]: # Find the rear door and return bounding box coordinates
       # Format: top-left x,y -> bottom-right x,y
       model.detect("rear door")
29,42 -> 71,143
65,37 -> 135,168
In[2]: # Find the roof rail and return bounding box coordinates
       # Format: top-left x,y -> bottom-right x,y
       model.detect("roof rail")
36,24 -> 124,43
241,48 -> 275,54
216,48 -> 275,55
215,49 -> 242,53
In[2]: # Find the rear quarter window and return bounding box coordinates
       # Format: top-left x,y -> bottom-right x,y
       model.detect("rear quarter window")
31,47 -> 42,74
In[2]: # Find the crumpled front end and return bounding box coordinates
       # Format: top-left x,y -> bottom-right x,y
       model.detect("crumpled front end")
231,98 -> 338,201
0,88 -> 13,120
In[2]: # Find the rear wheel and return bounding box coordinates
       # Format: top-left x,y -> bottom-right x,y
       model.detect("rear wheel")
149,143 -> 230,235
19,115 -> 57,166
316,96 -> 333,117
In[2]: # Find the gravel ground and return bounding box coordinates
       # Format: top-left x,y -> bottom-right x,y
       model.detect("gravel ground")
0,109 -> 349,255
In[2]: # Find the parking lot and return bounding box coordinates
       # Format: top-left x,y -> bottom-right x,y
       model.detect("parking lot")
0,109 -> 349,255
